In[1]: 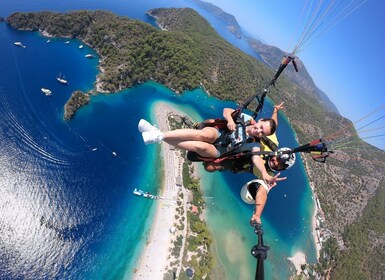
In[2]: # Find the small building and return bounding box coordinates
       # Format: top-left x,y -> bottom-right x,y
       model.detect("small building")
191,205 -> 199,215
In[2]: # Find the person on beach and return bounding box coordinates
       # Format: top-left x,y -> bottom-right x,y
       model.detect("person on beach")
138,103 -> 285,185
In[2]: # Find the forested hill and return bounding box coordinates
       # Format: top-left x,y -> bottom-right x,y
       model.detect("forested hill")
6,9 -> 272,101
6,8 -> 385,278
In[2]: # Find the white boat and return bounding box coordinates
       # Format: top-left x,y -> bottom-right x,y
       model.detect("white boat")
47,39 -> 51,43
85,54 -> 94,58
143,192 -> 153,198
56,75 -> 68,85
65,41 -> 70,44
14,41 -> 26,48
133,188 -> 143,196
112,151 -> 117,156
79,45 -> 84,49
41,88 -> 52,96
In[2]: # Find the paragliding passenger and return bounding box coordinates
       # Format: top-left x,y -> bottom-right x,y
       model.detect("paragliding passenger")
138,103 -> 285,185
203,102 -> 285,174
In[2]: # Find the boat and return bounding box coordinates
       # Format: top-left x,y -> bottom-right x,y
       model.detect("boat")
65,41 -> 70,44
133,188 -> 156,199
41,88 -> 52,96
56,74 -> 68,85
143,192 -> 153,198
79,45 -> 84,49
56,77 -> 68,84
14,41 -> 26,48
47,39 -> 51,43
133,188 -> 143,196
112,151 -> 117,156
85,54 -> 94,58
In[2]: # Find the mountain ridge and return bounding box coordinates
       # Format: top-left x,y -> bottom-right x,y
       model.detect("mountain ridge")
189,0 -> 242,39
191,0 -> 339,114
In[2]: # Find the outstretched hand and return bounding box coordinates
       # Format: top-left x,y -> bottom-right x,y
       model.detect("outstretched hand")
274,102 -> 285,111
263,172 -> 286,185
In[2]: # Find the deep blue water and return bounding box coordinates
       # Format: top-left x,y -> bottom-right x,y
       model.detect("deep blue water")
0,1 -> 316,279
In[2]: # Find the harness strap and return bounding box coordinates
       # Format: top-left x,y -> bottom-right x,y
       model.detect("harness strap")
261,135 -> 278,152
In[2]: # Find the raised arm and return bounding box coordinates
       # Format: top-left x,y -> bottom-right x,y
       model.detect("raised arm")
251,147 -> 287,184
223,107 -> 236,131
250,187 -> 268,224
271,102 -> 284,128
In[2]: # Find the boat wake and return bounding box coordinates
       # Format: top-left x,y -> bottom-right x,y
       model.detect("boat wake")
0,94 -> 72,166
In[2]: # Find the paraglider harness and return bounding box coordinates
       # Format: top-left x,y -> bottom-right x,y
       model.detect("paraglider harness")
187,108 -> 263,160
187,54 -> 332,164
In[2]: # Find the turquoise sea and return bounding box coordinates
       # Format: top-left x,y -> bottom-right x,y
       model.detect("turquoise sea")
0,0 -> 317,279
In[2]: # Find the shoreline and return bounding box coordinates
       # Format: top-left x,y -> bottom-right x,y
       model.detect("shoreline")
281,111 -> 322,263
287,201 -> 320,276
286,158 -> 323,276
132,102 -> 186,280
304,158 -> 322,260
287,251 -> 307,276
312,193 -> 322,259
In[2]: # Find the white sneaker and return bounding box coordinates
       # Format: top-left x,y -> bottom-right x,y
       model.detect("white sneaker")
138,119 -> 158,132
142,131 -> 164,145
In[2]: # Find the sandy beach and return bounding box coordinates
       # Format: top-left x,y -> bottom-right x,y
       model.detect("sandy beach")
287,251 -> 307,276
287,185 -> 322,277
312,202 -> 322,259
133,102 -> 186,280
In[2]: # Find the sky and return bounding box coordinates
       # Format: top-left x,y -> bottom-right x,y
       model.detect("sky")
205,0 -> 385,151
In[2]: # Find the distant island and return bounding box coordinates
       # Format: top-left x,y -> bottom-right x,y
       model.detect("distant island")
6,8 -> 385,279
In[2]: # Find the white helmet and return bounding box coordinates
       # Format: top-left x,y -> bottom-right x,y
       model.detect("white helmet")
240,179 -> 270,204
268,147 -> 296,171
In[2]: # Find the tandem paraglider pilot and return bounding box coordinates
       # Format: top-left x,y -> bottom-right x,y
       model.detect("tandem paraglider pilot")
241,148 -> 296,225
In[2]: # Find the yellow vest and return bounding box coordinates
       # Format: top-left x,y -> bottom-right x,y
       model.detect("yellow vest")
252,133 -> 279,177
